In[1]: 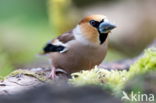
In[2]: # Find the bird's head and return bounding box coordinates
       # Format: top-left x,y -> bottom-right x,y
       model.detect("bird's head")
74,15 -> 116,45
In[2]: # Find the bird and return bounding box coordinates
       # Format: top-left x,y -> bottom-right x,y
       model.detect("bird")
42,15 -> 116,79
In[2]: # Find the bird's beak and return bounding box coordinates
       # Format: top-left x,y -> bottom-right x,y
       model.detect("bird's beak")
99,22 -> 116,33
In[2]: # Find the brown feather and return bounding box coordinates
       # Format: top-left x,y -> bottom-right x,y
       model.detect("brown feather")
49,39 -> 108,74
54,31 -> 75,44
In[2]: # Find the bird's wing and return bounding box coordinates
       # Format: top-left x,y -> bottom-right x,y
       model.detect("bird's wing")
43,31 -> 75,54
57,31 -> 75,43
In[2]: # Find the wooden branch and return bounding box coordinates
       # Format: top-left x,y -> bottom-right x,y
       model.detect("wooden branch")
0,40 -> 156,95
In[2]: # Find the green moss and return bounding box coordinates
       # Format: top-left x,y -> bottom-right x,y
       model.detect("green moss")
128,48 -> 156,78
69,48 -> 156,93
69,66 -> 128,92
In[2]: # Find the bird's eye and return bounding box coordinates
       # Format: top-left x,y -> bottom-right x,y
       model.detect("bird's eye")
89,20 -> 96,26
89,20 -> 99,28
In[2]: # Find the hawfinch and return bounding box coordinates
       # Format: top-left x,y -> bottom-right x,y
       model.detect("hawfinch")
42,15 -> 116,79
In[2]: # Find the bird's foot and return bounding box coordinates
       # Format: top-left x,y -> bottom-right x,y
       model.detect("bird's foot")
48,67 -> 56,80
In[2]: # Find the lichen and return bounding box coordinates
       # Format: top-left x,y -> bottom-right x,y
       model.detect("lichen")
6,69 -> 48,81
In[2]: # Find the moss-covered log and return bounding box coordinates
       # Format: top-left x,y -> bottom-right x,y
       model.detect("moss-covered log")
0,40 -> 155,95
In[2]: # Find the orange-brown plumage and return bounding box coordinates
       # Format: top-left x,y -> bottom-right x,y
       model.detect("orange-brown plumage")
79,15 -> 107,44
79,15 -> 106,24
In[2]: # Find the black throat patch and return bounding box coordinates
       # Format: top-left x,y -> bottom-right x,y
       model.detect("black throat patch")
97,28 -> 108,44
89,20 -> 108,44
99,33 -> 108,44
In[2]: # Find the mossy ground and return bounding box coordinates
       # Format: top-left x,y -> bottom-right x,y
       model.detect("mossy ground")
69,48 -> 156,98
3,48 -> 156,102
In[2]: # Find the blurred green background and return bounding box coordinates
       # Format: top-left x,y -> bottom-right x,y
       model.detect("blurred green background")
0,0 -> 156,76
0,0 -> 52,76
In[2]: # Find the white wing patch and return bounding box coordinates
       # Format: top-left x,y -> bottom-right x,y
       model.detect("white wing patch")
53,39 -> 65,46
53,39 -> 69,53
59,48 -> 68,53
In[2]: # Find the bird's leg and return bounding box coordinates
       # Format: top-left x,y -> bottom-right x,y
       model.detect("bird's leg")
48,66 -> 56,79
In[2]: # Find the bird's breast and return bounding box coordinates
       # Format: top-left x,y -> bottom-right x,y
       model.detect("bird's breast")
50,41 -> 108,74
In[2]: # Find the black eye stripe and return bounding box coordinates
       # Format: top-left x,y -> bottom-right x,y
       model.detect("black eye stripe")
89,19 -> 104,28
89,20 -> 100,28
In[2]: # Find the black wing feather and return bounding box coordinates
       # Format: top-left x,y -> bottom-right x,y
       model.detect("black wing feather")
42,31 -> 74,54
43,44 -> 65,53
